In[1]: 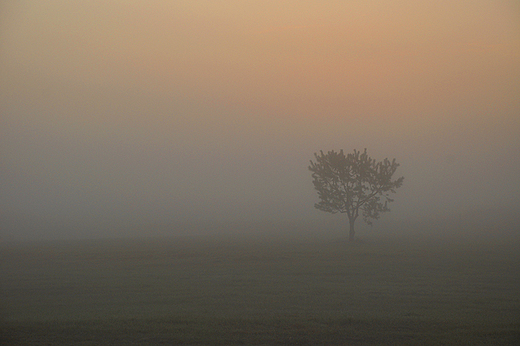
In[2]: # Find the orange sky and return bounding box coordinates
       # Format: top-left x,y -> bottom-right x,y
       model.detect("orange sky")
1,1 -> 520,238
3,1 -> 519,128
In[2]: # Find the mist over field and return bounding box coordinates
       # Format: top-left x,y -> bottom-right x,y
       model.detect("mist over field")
1,0 -> 519,242
1,3 -> 520,344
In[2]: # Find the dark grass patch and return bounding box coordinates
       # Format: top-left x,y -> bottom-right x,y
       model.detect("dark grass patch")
2,236 -> 519,344
2,317 -> 519,345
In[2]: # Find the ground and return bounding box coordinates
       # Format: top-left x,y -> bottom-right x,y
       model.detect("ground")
1,229 -> 519,345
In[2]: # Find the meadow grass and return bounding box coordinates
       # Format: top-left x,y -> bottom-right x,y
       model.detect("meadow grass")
1,231 -> 519,345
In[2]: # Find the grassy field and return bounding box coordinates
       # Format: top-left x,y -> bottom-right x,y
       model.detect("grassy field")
1,230 -> 519,345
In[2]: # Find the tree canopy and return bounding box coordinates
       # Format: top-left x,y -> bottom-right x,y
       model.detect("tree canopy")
309,149 -> 404,241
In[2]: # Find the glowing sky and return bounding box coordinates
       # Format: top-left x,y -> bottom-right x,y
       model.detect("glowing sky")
1,1 -> 519,239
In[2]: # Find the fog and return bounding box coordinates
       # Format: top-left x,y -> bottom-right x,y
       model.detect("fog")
1,1 -> 519,241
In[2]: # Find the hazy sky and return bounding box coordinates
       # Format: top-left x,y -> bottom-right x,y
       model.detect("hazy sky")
1,1 -> 519,239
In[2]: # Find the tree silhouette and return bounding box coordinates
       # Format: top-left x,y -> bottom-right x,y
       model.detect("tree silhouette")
309,149 -> 404,241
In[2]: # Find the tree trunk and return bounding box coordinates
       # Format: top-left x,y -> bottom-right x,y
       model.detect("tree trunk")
348,218 -> 355,242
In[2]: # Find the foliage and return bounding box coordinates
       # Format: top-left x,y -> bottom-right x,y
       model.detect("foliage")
309,149 -> 404,238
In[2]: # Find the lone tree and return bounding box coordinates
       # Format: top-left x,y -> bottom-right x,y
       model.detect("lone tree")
309,149 -> 404,241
